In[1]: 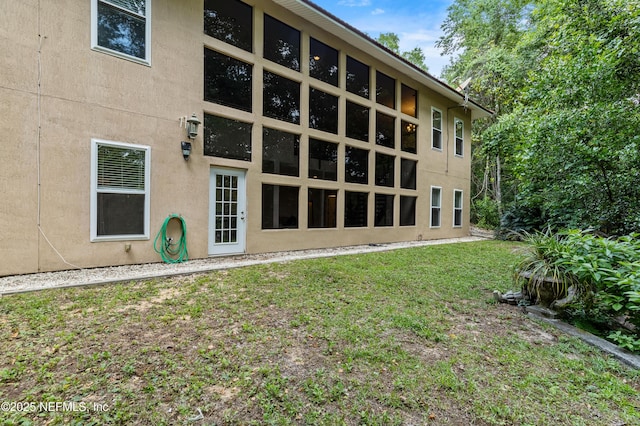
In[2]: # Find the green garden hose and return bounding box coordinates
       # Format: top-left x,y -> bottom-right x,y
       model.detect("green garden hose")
153,214 -> 188,263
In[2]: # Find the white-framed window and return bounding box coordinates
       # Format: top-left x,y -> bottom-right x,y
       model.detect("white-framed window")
430,186 -> 442,228
91,139 -> 151,241
432,107 -> 442,150
91,0 -> 152,65
454,117 -> 464,157
453,189 -> 463,227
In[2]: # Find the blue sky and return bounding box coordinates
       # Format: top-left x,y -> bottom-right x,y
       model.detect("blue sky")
310,0 -> 454,77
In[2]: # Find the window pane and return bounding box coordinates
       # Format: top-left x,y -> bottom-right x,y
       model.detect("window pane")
345,191 -> 368,227
400,159 -> 417,190
204,49 -> 252,112
97,2 -> 146,59
204,0 -> 252,52
375,153 -> 394,187
97,193 -> 145,235
374,194 -> 394,227
400,196 -> 416,226
345,146 -> 368,184
310,38 -> 339,86
204,114 -> 252,161
346,101 -> 369,142
346,56 -> 369,99
97,145 -> 145,190
401,84 -> 417,117
264,71 -> 300,124
375,112 -> 395,148
376,71 -> 395,108
264,14 -> 300,71
431,187 -> 441,227
262,128 -> 299,176
401,120 -> 417,153
308,189 -> 337,228
308,138 -> 338,181
262,184 -> 299,229
309,88 -> 338,134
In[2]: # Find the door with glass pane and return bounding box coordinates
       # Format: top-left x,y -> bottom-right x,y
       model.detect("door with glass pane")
209,168 -> 246,255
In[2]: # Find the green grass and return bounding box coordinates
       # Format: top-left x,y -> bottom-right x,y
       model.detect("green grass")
1,241 -> 639,425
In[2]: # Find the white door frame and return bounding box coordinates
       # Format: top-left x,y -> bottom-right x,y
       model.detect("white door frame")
209,168 -> 247,255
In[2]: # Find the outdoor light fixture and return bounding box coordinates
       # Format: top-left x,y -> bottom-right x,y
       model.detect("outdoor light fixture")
181,141 -> 192,160
186,113 -> 201,139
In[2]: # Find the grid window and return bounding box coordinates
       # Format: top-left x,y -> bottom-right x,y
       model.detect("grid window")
204,114 -> 252,161
346,56 -> 369,99
432,108 -> 442,150
401,120 -> 417,153
376,71 -> 395,109
309,88 -> 338,134
431,186 -> 442,227
454,190 -> 463,227
262,128 -> 299,176
309,138 -> 338,181
401,84 -> 417,117
345,191 -> 368,227
346,101 -> 369,142
92,0 -> 151,63
455,118 -> 464,156
310,38 -> 339,86
263,71 -> 300,124
375,153 -> 395,187
375,111 -> 395,148
400,196 -> 416,226
400,159 -> 417,190
374,194 -> 394,227
204,0 -> 252,52
204,48 -> 252,112
262,184 -> 299,229
264,14 -> 300,71
308,188 -> 337,228
345,146 -> 369,184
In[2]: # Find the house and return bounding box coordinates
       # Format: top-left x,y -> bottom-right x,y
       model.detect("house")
0,0 -> 492,277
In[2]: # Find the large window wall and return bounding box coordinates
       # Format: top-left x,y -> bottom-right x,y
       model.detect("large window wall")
202,0 -> 464,233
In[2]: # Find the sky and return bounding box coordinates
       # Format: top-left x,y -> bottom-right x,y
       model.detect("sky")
309,0 -> 455,78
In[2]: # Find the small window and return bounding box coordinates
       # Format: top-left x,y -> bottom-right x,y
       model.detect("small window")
262,184 -> 299,229
262,128 -> 299,176
204,114 -> 252,161
263,71 -> 300,124
431,186 -> 442,228
92,0 -> 151,64
346,101 -> 369,142
310,38 -> 339,86
204,48 -> 252,112
345,191 -> 368,227
204,0 -> 252,52
400,159 -> 417,190
309,138 -> 338,181
401,120 -> 417,153
309,88 -> 338,134
345,146 -> 369,184
264,14 -> 300,71
376,71 -> 395,109
91,139 -> 150,241
400,196 -> 416,226
346,56 -> 369,99
454,190 -> 463,227
374,194 -> 394,227
455,118 -> 464,156
375,112 -> 395,148
432,108 -> 442,150
375,153 -> 394,187
401,84 -> 417,117
308,188 -> 337,228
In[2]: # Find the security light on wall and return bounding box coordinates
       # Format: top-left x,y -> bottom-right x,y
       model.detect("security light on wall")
181,141 -> 192,160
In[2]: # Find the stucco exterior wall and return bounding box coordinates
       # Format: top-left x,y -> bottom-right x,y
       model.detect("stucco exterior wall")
1,0 -> 477,276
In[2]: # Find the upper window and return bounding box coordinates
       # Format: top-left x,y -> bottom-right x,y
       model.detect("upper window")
263,71 -> 300,124
454,190 -> 463,227
346,56 -> 370,99
454,118 -> 464,156
345,146 -> 369,184
204,114 -> 252,161
310,38 -> 339,87
264,14 -> 300,71
432,108 -> 443,150
376,71 -> 395,109
400,159 -> 417,190
375,153 -> 395,187
401,84 -> 417,117
401,121 -> 417,153
92,0 -> 151,64
346,101 -> 370,142
204,0 -> 253,52
309,138 -> 338,181
375,112 -> 395,148
309,88 -> 338,134
91,139 -> 150,241
204,48 -> 252,112
263,128 -> 299,177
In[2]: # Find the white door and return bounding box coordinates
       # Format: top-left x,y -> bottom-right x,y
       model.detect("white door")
209,168 -> 246,255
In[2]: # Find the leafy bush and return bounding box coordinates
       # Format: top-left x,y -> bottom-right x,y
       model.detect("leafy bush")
471,197 -> 501,229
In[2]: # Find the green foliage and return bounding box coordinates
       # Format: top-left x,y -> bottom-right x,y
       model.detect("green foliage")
376,32 -> 429,72
471,196 -> 500,229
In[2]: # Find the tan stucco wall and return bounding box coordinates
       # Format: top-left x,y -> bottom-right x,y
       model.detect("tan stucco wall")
1,0 -> 474,276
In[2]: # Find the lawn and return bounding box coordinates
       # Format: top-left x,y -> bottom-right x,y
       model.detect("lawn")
1,240 -> 639,425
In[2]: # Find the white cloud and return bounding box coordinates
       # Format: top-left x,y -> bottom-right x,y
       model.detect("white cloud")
338,0 -> 372,6
371,8 -> 385,15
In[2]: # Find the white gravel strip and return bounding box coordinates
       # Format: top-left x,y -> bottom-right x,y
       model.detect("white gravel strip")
0,236 -> 486,295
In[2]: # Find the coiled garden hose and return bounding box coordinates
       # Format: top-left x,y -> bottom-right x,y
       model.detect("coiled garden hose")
153,214 -> 188,263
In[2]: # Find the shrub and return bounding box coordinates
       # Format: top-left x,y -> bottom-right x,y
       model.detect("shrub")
471,197 -> 501,229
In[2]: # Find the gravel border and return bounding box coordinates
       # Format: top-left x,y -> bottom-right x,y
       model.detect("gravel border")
0,236 -> 486,295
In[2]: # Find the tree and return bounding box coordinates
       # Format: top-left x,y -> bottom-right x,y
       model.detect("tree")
376,32 -> 429,72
